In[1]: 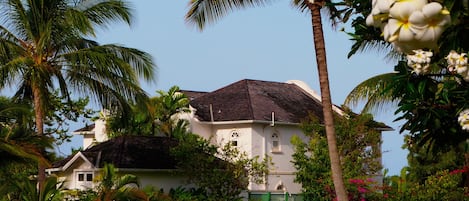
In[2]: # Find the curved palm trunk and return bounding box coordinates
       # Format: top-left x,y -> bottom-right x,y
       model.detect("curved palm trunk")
33,86 -> 46,190
308,2 -> 348,200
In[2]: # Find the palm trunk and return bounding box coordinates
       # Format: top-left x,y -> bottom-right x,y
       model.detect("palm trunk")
33,86 -> 46,190
308,2 -> 348,201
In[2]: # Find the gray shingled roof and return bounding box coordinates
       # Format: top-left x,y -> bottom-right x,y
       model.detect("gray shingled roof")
189,79 -> 325,123
53,136 -> 178,169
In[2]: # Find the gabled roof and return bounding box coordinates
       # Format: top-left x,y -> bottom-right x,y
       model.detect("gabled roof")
179,90 -> 207,100
189,79 -> 325,124
52,136 -> 178,170
73,123 -> 95,133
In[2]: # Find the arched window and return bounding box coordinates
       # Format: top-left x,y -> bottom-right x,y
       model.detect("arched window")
231,130 -> 240,147
275,180 -> 286,191
271,132 -> 280,152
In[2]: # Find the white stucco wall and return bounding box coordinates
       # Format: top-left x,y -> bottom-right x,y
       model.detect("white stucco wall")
195,122 -> 307,194
251,124 -> 306,194
52,157 -> 97,190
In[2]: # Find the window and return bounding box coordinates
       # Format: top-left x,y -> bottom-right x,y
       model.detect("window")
76,171 -> 94,190
86,173 -> 93,181
230,130 -> 239,147
77,173 -> 93,182
271,133 -> 280,152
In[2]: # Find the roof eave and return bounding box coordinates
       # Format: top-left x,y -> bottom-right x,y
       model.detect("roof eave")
115,168 -> 181,172
196,119 -> 300,126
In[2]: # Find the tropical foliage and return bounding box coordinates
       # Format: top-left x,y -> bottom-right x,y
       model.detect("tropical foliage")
292,110 -> 383,200
0,0 -> 156,186
94,163 -> 148,201
104,86 -> 269,201
340,0 -> 469,199
170,131 -> 270,201
185,0 -> 352,199
1,176 -> 64,201
107,86 -> 190,137
0,96 -> 46,166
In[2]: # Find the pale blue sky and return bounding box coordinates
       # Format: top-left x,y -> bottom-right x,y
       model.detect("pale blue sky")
6,1 -> 408,175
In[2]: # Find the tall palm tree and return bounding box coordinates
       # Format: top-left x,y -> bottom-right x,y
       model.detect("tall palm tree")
185,0 -> 348,200
0,0 -> 156,189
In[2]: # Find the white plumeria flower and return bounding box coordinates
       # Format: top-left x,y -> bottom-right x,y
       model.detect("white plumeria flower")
446,51 -> 468,76
383,0 -> 428,53
366,0 -> 451,53
456,53 -> 468,66
409,2 -> 451,44
410,63 -> 430,75
408,49 -> 432,63
458,109 -> 469,131
446,50 -> 460,67
406,49 -> 432,74
455,64 -> 468,74
366,0 -> 395,27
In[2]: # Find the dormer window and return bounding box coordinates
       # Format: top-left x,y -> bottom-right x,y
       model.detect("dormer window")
271,133 -> 281,152
231,130 -> 240,147
76,171 -> 94,190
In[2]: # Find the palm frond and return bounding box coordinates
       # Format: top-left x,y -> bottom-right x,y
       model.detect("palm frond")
186,0 -> 275,30
79,0 -> 133,29
344,72 -> 399,114
0,0 -> 32,41
60,43 -> 155,81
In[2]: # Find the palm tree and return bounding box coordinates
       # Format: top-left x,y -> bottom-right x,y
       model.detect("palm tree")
0,96 -> 49,167
9,176 -> 63,201
96,163 -> 148,201
185,0 -> 348,200
0,0 -> 156,189
152,86 -> 190,136
106,86 -> 190,137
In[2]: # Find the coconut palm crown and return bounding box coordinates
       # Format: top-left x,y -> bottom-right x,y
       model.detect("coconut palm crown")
0,0 -> 156,187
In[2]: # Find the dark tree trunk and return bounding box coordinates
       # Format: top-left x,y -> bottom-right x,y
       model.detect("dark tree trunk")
308,1 -> 348,200
33,86 -> 46,190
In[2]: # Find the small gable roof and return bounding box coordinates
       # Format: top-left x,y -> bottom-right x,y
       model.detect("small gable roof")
52,136 -> 178,170
73,123 -> 95,133
189,79 -> 325,124
179,90 -> 207,100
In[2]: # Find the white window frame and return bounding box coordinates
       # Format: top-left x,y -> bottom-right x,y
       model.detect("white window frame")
230,129 -> 240,147
271,132 -> 281,153
74,170 -> 94,190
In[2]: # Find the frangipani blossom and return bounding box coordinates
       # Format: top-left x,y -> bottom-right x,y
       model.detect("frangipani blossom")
446,51 -> 468,76
386,0 -> 427,40
455,64 -> 468,75
456,53 -> 468,66
366,0 -> 450,53
409,2 -> 451,44
446,50 -> 461,66
407,49 -> 432,64
406,49 -> 432,74
458,109 -> 469,131
366,0 -> 395,27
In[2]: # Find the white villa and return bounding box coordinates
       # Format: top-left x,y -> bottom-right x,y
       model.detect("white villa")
47,79 -> 392,200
